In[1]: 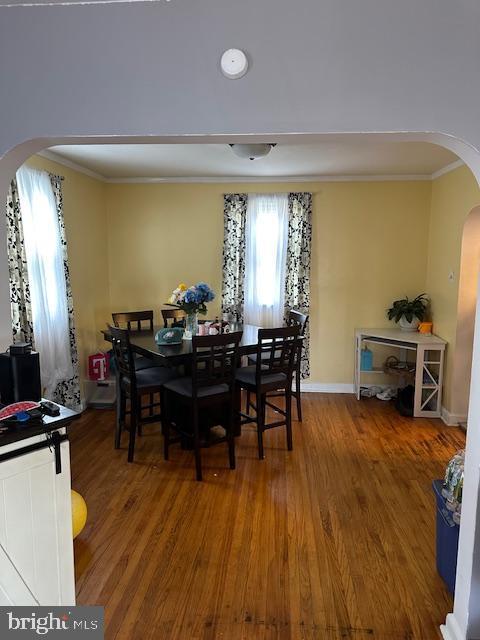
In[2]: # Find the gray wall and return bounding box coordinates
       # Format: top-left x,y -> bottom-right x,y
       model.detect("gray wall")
0,0 -> 480,158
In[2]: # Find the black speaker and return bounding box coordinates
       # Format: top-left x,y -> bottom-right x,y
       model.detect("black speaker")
0,352 -> 14,404
11,351 -> 41,402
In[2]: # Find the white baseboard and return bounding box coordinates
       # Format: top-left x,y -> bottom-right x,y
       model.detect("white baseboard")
299,382 -> 398,394
300,382 -> 354,393
440,613 -> 465,640
441,407 -> 468,427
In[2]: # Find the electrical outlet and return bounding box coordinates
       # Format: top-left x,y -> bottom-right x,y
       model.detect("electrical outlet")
448,270 -> 455,282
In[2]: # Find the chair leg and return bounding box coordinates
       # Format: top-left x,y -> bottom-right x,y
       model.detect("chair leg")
138,396 -> 143,437
246,390 -> 251,415
160,388 -> 166,435
295,361 -> 302,421
233,384 -> 242,438
192,407 -> 203,481
127,398 -> 138,463
149,393 -> 154,416
115,387 -> 126,449
286,387 -> 293,451
256,389 -> 265,460
228,397 -> 236,470
162,392 -> 170,461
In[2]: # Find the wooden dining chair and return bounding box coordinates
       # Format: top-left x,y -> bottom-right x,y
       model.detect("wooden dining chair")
286,310 -> 309,421
109,325 -> 178,462
111,310 -> 157,436
112,309 -> 154,332
237,326 -> 301,459
161,308 -> 187,328
112,310 -> 156,371
248,309 -> 309,421
162,332 -> 243,481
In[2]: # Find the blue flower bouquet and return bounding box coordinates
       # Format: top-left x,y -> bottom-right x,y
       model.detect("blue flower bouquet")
168,282 -> 215,339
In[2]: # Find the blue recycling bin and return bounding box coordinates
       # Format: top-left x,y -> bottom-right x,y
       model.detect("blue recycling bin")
432,480 -> 460,594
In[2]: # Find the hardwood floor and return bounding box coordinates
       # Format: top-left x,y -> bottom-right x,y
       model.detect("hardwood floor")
69,393 -> 465,640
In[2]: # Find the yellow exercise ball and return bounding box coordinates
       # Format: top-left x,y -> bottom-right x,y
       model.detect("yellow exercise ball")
71,490 -> 87,539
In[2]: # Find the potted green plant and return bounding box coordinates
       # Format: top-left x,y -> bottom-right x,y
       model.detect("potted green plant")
387,294 -> 429,332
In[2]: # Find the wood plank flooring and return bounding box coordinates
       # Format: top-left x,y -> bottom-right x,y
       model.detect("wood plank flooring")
69,393 -> 465,640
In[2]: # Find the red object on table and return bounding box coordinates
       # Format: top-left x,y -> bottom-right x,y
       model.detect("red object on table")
0,401 -> 40,421
88,352 -> 110,381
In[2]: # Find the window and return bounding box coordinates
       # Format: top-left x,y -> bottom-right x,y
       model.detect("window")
244,193 -> 289,327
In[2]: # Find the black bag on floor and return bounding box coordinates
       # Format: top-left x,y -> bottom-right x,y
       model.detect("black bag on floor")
395,385 -> 415,417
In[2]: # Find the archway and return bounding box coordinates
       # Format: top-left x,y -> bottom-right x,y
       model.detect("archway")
450,206 -> 480,423
2,131 -> 480,640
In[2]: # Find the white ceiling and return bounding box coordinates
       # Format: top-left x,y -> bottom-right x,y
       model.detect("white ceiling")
46,141 -> 459,181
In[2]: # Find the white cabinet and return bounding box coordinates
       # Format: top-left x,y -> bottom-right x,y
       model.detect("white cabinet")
0,429 -> 75,606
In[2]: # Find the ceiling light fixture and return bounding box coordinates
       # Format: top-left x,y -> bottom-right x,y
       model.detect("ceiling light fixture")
229,143 -> 276,161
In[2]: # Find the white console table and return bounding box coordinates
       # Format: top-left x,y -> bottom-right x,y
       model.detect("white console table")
355,328 -> 446,418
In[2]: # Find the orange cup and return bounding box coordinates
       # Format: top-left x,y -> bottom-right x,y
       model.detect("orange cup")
418,322 -> 433,334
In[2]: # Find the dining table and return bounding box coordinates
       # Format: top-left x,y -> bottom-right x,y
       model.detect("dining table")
102,323 -> 271,439
103,322 -> 262,362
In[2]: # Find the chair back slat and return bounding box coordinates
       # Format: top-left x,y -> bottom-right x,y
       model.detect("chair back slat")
108,325 -> 136,387
161,308 -> 187,328
192,332 -> 243,396
286,309 -> 309,336
112,310 -> 154,332
256,326 -> 300,381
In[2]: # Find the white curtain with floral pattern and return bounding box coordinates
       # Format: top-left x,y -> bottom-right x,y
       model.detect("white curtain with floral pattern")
285,192 -> 312,378
222,191 -> 312,377
5,170 -> 81,410
221,194 -> 248,321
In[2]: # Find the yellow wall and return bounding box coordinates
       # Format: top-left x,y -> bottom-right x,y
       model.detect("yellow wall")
26,156 -> 109,389
426,165 -> 480,414
24,157 -> 479,406
105,181 -> 432,385
105,184 -> 224,321
314,182 -> 431,384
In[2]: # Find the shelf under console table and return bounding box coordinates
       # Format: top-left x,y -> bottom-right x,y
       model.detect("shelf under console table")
354,328 -> 447,418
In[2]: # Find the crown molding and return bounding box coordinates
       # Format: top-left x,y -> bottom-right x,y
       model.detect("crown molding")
104,173 -> 432,184
37,150 -> 107,182
36,149 -> 464,184
431,159 -> 464,180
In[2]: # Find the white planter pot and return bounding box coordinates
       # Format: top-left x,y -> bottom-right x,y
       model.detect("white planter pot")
398,315 -> 420,332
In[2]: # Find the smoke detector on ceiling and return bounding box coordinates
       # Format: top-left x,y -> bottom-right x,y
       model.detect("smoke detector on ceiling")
229,143 -> 276,160
221,49 -> 249,79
